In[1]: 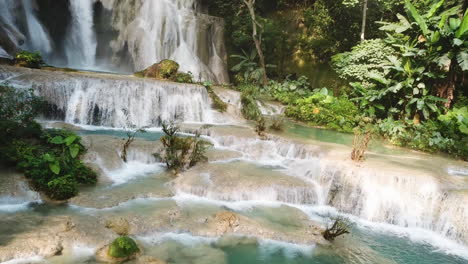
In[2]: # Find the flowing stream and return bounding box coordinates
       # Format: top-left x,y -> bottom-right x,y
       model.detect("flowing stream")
0,66 -> 467,264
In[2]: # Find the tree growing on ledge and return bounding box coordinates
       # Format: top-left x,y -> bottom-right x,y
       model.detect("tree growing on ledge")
243,0 -> 268,85
322,216 -> 352,241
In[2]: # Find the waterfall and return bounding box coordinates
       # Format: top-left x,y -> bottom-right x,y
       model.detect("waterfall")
1,66 -> 214,127
209,133 -> 468,245
0,0 -> 229,82
108,0 -> 229,82
21,0 -> 52,55
65,0 -> 97,69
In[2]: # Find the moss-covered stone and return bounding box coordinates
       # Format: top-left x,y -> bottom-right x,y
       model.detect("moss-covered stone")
158,59 -> 179,78
108,236 -> 140,259
135,59 -> 179,80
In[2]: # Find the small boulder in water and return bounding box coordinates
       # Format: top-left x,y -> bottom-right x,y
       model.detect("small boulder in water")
135,59 -> 179,80
96,236 -> 140,263
105,217 -> 130,235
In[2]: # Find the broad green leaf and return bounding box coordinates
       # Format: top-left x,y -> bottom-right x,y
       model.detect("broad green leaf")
455,9 -> 468,38
375,104 -> 385,110
457,51 -> 468,71
405,0 -> 429,36
417,100 -> 425,110
369,72 -> 389,85
69,144 -> 80,158
64,135 -> 77,146
453,38 -> 463,46
425,0 -> 445,19
50,136 -> 64,144
428,103 -> 438,112
449,18 -> 461,31
43,153 -> 55,162
49,162 -> 60,175
422,107 -> 430,119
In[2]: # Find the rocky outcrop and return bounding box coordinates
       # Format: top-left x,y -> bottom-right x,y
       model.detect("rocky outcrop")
135,60 -> 179,80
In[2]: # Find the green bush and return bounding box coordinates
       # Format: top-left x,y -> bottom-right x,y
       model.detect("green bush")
240,84 -> 262,121
46,175 -> 78,200
155,122 -> 212,172
332,39 -> 395,85
377,118 -> 467,159
173,71 -> 194,83
203,81 -> 228,113
0,86 -> 97,200
285,88 -> 359,132
15,51 -> 44,68
108,236 -> 139,258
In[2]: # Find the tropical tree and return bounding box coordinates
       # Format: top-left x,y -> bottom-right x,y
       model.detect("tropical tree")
242,0 -> 268,85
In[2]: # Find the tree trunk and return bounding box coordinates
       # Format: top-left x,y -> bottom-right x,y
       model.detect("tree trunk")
360,0 -> 368,41
243,0 -> 268,85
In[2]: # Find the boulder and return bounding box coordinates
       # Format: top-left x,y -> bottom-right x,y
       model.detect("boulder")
105,217 -> 130,235
135,60 -> 179,80
96,236 -> 140,263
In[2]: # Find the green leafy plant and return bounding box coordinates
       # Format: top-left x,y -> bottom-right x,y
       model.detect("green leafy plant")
0,85 -> 97,200
240,84 -> 262,121
202,81 -> 228,113
173,71 -> 194,83
14,51 -> 44,68
154,122 -> 212,173
231,49 -> 275,84
285,88 -> 359,132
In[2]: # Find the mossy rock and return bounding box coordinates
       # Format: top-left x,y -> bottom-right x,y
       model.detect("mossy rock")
135,59 -> 179,80
158,60 -> 179,78
108,236 -> 140,259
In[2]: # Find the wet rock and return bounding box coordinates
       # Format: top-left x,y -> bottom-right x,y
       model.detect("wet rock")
212,211 -> 240,234
138,255 -> 167,264
96,236 -> 140,263
105,217 -> 130,235
216,235 -> 258,248
135,60 -> 179,80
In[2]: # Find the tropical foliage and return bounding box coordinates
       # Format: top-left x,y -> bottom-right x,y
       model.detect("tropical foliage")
0,85 -> 97,200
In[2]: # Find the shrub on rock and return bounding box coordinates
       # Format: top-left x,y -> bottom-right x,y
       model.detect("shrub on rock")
14,51 -> 44,68
108,236 -> 140,259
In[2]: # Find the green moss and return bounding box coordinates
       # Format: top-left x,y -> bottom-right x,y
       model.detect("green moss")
203,83 -> 227,113
159,59 -> 179,79
108,236 -> 140,258
173,72 -> 194,83
15,51 -> 44,69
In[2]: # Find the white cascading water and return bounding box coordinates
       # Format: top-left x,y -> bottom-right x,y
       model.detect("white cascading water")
206,134 -> 468,245
65,0 -> 97,69
21,0 -> 52,56
108,0 -> 228,82
2,66 -> 213,127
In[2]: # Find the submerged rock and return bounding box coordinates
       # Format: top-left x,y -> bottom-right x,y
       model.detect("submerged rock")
105,217 -> 131,236
138,255 -> 167,264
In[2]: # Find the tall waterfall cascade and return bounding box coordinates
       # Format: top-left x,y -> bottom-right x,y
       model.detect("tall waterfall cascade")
65,0 -> 97,69
0,0 -> 229,83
